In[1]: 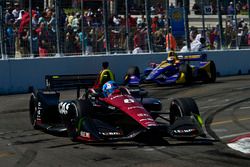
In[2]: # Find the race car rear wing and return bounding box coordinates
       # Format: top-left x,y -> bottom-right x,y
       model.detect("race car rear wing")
177,53 -> 207,62
45,74 -> 98,98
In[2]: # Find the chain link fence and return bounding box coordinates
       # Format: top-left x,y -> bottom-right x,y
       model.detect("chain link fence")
0,0 -> 250,59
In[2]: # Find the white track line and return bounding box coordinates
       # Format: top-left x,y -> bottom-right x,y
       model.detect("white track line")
220,132 -> 250,139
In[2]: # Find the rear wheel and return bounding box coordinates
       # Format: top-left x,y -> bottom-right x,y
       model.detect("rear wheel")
65,99 -> 92,141
179,64 -> 192,85
208,61 -> 216,83
169,98 -> 202,126
127,66 -> 140,77
124,66 -> 140,84
29,94 -> 39,129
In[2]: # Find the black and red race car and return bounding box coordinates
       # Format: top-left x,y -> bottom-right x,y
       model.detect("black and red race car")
29,74 -> 205,143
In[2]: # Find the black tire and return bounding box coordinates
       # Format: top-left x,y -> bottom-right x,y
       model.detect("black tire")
65,99 -> 92,141
124,66 -> 140,85
179,64 -> 192,85
169,98 -> 202,126
208,61 -> 216,83
127,66 -> 140,77
29,94 -> 39,129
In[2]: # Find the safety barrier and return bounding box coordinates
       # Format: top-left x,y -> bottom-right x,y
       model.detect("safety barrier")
0,49 -> 250,94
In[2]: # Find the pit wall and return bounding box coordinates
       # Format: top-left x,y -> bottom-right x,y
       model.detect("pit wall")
0,49 -> 249,94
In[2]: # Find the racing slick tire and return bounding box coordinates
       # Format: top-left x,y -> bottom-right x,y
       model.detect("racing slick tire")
29,94 -> 39,129
64,99 -> 92,141
200,60 -> 216,83
179,64 -> 192,85
169,98 -> 202,127
124,66 -> 140,84
127,66 -> 140,77
208,60 -> 216,83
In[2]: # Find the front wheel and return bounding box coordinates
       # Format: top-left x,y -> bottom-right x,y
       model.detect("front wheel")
64,99 -> 92,141
169,97 -> 202,126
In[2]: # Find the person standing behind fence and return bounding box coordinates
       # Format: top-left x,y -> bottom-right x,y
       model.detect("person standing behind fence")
94,61 -> 115,90
6,19 -> 16,58
165,27 -> 177,51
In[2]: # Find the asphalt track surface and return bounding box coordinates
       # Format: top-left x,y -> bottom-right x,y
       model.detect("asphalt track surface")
1,75 -> 250,167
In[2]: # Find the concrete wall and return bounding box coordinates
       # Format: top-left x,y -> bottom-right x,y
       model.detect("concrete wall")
0,49 -> 250,94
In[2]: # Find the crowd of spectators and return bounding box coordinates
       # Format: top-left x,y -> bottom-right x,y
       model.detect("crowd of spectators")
1,1 -> 250,59
192,1 -> 249,15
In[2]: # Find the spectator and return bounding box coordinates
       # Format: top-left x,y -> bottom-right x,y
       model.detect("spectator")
192,2 -> 201,15
6,19 -> 16,57
153,29 -> 165,52
5,7 -> 15,24
96,28 -> 105,53
32,14 -> 39,28
28,29 -> 39,57
72,13 -> 80,32
227,2 -> 234,15
38,11 -> 47,26
94,61 -> 115,90
165,27 -> 177,51
64,25 -> 77,55
157,15 -> 165,29
133,29 -> 141,50
37,22 -> 49,57
84,30 -> 94,55
137,15 -> 146,29
151,16 -> 158,33
19,27 -> 29,57
12,3 -> 20,20
67,12 -> 74,26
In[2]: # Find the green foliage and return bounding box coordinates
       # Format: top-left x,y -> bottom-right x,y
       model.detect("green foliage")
63,8 -> 82,15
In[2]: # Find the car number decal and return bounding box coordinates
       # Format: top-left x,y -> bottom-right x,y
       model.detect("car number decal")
124,98 -> 135,103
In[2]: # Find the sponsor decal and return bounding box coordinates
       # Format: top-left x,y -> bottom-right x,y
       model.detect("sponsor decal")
147,123 -> 157,126
227,134 -> 250,154
137,113 -> 150,117
108,106 -> 116,110
37,102 -> 42,118
124,98 -> 135,104
128,106 -> 144,110
80,131 -> 90,138
99,132 -> 121,136
110,94 -> 123,100
173,129 -> 196,134
58,102 -> 70,115
139,118 -> 154,122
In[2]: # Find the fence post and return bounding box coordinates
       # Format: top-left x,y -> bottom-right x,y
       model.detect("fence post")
248,0 -> 250,28
233,0 -> 239,49
103,0 -> 110,54
201,0 -> 206,38
145,0 -> 153,53
216,0 -> 223,50
55,0 -> 61,56
0,1 -> 5,59
125,0 -> 130,53
29,0 -> 33,58
183,0 -> 190,51
80,0 -> 85,55
165,0 -> 170,51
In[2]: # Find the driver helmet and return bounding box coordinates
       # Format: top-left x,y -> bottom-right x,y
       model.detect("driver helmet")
167,51 -> 177,64
102,81 -> 119,97
167,56 -> 175,64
